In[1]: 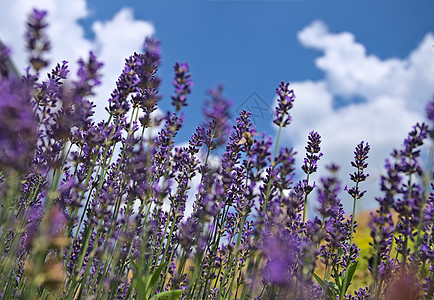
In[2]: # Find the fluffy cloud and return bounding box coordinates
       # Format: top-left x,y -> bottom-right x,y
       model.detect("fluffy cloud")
297,20 -> 434,109
0,0 -> 155,120
280,21 -> 434,212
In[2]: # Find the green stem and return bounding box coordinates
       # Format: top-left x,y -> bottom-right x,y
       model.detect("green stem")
339,185 -> 358,300
302,173 -> 311,224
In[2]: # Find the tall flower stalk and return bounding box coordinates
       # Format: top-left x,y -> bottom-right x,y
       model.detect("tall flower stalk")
339,141 -> 370,300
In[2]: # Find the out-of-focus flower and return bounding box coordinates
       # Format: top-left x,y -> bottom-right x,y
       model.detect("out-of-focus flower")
262,230 -> 300,287
0,78 -> 38,172
0,40 -> 19,79
202,85 -> 233,149
427,97 -> 434,124
25,9 -> 50,71
426,97 -> 434,140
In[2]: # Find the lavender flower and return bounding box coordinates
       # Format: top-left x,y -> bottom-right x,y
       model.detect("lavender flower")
21,201 -> 45,251
0,78 -> 37,172
273,81 -> 295,127
171,62 -> 193,112
262,230 -> 300,288
427,96 -> 434,123
316,163 -> 341,220
346,141 -> 370,200
427,97 -> 434,140
369,161 -> 397,294
301,131 -> 323,176
25,9 -> 50,71
108,37 -> 161,119
301,130 -> 323,222
392,123 -> 428,267
202,85 -> 233,149
0,40 -> 19,79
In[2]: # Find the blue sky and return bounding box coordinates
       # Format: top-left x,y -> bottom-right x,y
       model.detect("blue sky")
1,0 -> 433,211
79,0 -> 434,133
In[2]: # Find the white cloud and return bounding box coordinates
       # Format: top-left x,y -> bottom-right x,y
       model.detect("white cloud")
0,0 -> 155,121
280,21 -> 434,212
297,20 -> 434,109
92,8 -> 154,118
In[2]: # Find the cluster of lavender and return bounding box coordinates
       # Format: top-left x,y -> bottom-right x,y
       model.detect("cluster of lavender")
0,9 -> 433,300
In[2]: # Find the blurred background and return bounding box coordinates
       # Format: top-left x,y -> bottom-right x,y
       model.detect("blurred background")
0,0 -> 433,212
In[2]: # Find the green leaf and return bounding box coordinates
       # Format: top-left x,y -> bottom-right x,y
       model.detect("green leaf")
131,262 -> 146,300
148,263 -> 168,290
149,289 -> 184,300
131,262 -> 168,299
333,266 -> 341,289
313,273 -> 338,299
324,278 -> 340,296
342,261 -> 358,294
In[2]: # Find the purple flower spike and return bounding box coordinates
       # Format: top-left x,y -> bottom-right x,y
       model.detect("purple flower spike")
262,230 -> 299,287
346,141 -> 370,199
171,62 -> 193,112
427,98 -> 434,123
25,9 -> 50,71
75,51 -> 103,97
202,85 -> 233,149
301,131 -> 323,175
109,37 -> 161,119
0,41 -> 19,79
0,78 -> 37,172
317,163 -> 341,220
273,81 -> 295,127
427,97 -> 434,140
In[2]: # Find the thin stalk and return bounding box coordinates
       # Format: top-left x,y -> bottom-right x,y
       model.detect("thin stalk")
302,173 -> 311,224
339,187 -> 358,300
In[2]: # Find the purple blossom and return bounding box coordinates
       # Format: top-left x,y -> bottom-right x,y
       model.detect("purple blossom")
427,97 -> 434,141
108,37 -> 161,119
316,163 -> 341,220
346,141 -> 370,200
202,85 -> 233,149
21,202 -> 45,251
220,110 -> 255,207
346,287 -> 370,300
74,51 -> 103,97
25,9 -> 50,71
250,134 -> 272,174
0,78 -> 37,172
427,96 -> 434,123
301,130 -> 323,176
171,62 -> 193,112
0,40 -> 19,79
273,81 -> 295,127
262,230 -> 300,287
274,146 -> 297,192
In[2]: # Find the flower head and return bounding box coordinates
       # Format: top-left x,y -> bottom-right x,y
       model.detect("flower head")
202,85 -> 233,149
301,131 -> 323,175
0,41 -> 19,79
427,96 -> 434,124
25,9 -> 50,71
273,81 -> 295,127
346,141 -> 370,200
171,62 -> 193,112
0,78 -> 37,172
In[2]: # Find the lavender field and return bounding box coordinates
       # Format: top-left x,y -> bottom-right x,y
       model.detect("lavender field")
0,9 -> 433,300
